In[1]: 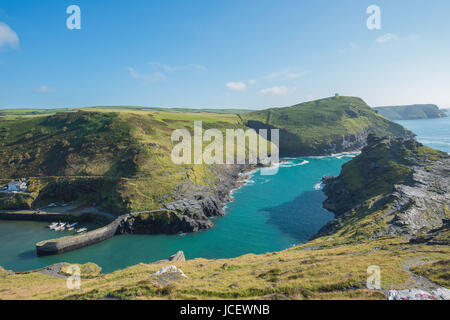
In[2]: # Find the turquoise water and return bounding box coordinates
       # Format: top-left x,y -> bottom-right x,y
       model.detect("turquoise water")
396,117 -> 450,153
0,156 -> 352,273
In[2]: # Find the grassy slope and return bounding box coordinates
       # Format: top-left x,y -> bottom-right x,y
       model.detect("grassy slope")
1,238 -> 448,300
374,104 -> 447,120
319,136 -> 448,245
337,137 -> 443,202
0,110 -> 243,213
241,96 -> 412,156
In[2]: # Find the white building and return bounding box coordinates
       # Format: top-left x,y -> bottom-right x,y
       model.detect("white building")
7,181 -> 27,192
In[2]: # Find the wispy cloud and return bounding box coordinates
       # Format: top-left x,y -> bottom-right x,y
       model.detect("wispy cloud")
127,67 -> 165,83
33,86 -> 56,94
0,22 -> 19,50
226,82 -> 247,91
260,86 -> 287,96
148,62 -> 207,72
376,33 -> 398,43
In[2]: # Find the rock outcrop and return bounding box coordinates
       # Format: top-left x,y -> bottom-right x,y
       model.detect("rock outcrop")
316,135 -> 450,240
119,164 -> 255,235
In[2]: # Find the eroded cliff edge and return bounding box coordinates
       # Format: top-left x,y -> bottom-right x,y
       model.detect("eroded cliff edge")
117,164 -> 255,234
315,134 -> 450,243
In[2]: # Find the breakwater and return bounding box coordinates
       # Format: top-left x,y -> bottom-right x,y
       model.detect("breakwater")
36,214 -> 129,256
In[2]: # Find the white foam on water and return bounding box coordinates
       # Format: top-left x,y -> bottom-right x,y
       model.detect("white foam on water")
314,182 -> 323,190
279,160 -> 309,168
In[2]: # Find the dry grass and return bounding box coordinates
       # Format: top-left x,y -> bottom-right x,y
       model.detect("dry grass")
1,238 -> 448,300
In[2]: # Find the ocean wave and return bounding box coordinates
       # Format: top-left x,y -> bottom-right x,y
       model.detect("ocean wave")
308,151 -> 361,159
279,160 -> 309,168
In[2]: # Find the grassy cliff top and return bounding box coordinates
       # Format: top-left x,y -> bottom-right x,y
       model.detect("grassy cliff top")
374,104 -> 448,120
333,135 -> 446,207
242,96 -> 411,139
240,96 -> 413,156
0,110 -> 244,213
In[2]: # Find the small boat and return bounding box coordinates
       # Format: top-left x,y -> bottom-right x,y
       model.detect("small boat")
76,228 -> 87,234
51,222 -> 66,231
67,223 -> 78,229
48,222 -> 58,229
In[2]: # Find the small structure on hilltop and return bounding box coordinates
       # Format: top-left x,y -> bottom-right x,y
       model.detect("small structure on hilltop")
335,93 -> 340,97
7,180 -> 28,192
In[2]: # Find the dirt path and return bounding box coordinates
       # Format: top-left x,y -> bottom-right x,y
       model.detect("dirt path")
401,256 -> 441,291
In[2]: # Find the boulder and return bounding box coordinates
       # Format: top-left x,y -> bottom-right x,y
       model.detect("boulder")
169,251 -> 186,262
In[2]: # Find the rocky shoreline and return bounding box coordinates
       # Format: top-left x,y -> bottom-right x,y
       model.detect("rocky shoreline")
117,164 -> 259,235
315,135 -> 450,241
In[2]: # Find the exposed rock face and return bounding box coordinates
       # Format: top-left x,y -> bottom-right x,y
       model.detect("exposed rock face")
120,164 -> 254,235
287,129 -> 370,156
317,135 -> 450,240
169,251 -> 186,262
245,122 -> 371,157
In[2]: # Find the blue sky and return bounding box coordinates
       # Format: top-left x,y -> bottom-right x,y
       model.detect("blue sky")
0,0 -> 449,109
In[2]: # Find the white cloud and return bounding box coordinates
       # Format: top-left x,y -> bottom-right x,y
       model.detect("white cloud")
148,62 -> 207,72
260,86 -> 288,96
226,82 -> 247,91
249,79 -> 256,85
128,67 -> 165,83
0,22 -> 19,50
376,33 -> 398,43
33,86 -> 56,94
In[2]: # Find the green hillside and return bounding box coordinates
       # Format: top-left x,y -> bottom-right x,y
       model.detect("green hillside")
374,104 -> 448,120
0,110 -> 244,214
241,96 -> 413,156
